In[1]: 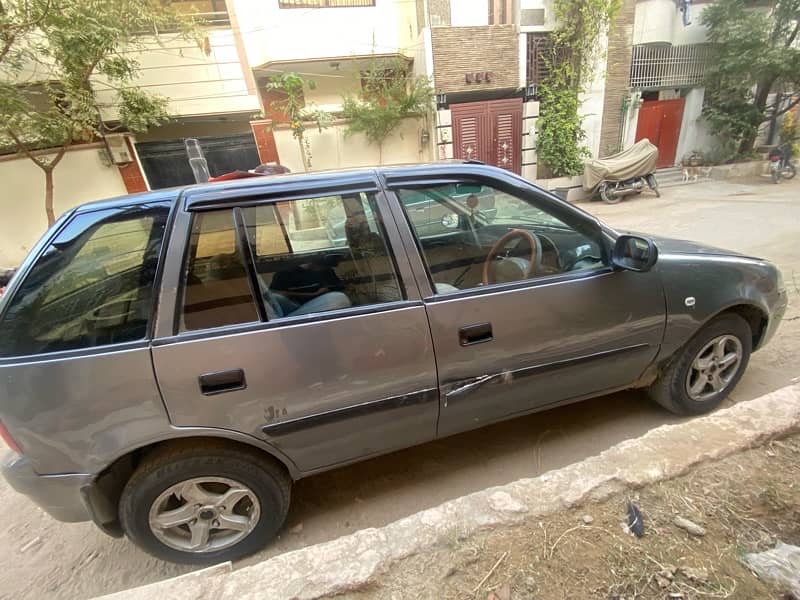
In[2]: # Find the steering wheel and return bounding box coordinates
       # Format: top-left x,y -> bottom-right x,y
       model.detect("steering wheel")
482,228 -> 540,285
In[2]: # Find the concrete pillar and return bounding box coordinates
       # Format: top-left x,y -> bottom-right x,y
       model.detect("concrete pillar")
522,100 -> 539,180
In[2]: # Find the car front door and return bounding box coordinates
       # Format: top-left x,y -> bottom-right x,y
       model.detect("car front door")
151,177 -> 438,474
382,169 -> 666,437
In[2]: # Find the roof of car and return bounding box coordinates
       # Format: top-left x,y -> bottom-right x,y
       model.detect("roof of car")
72,161 -> 497,214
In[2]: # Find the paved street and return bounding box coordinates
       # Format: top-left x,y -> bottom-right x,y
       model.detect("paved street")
0,177 -> 798,600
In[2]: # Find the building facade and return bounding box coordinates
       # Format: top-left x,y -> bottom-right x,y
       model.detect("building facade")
612,0 -> 716,167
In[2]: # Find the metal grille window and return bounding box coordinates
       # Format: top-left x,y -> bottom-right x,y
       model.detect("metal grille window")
630,44 -> 711,89
278,0 -> 375,7
526,33 -> 553,85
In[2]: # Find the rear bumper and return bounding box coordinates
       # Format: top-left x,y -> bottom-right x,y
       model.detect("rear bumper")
1,451 -> 92,522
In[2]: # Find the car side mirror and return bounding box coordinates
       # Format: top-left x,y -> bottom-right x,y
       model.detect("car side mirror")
611,235 -> 658,272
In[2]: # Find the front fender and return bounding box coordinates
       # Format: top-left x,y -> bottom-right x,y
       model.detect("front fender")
654,253 -> 783,364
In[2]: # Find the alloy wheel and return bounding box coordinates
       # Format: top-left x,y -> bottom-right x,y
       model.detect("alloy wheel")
685,334 -> 743,402
148,477 -> 260,553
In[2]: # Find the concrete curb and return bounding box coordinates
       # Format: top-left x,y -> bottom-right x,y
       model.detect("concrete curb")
98,384 -> 800,600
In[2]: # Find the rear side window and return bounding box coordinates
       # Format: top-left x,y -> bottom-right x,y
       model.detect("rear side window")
180,210 -> 258,332
0,203 -> 170,357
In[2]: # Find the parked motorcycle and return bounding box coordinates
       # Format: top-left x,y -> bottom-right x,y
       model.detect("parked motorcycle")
583,139 -> 661,204
768,143 -> 796,183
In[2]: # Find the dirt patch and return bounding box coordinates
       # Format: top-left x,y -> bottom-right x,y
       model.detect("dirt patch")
351,434 -> 800,599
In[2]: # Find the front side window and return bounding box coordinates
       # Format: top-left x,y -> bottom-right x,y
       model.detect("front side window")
242,192 -> 402,318
178,192 -> 402,332
0,203 -> 170,357
396,183 -> 605,295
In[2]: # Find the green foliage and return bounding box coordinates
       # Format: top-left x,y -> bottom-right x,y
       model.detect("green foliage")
701,0 -> 800,157
780,110 -> 800,156
0,0 -> 197,224
265,72 -> 332,170
536,0 -> 620,177
341,59 -> 433,163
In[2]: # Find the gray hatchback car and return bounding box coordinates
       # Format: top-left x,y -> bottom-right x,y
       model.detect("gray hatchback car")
0,163 -> 787,564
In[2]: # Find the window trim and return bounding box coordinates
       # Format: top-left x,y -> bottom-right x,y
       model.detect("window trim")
384,175 -> 611,299
0,203 -> 172,361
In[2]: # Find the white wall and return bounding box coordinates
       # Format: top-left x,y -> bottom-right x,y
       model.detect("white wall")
95,29 -> 260,120
0,146 -> 129,265
303,72 -> 363,112
633,0 -> 710,45
519,0 -> 557,31
274,117 -> 431,172
675,87 -> 715,161
450,0 -> 489,26
234,0 -> 419,69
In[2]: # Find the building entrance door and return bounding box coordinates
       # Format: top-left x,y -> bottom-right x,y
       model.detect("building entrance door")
451,98 -> 522,174
635,98 -> 685,168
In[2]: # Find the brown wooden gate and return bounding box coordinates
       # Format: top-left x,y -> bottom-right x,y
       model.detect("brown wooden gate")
451,98 -> 522,174
635,98 -> 685,169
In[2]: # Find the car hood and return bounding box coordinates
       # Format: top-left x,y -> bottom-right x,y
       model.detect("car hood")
624,232 -> 753,259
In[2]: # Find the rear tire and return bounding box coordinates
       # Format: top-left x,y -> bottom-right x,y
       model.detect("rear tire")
599,183 -> 621,204
648,314 -> 752,415
771,164 -> 781,183
119,441 -> 291,565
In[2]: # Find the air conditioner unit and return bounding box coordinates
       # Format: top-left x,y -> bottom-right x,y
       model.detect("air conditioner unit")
103,134 -> 133,165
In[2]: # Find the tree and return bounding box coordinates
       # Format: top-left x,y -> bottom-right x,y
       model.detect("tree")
701,0 -> 800,157
265,72 -> 331,171
536,0 -> 620,177
341,60 -> 433,164
0,0 -> 195,226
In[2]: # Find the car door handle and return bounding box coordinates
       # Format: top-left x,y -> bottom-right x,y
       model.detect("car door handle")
458,322 -> 493,346
199,369 -> 246,395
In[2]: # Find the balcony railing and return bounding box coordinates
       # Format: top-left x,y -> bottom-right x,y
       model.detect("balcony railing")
278,0 -> 375,7
630,43 -> 711,89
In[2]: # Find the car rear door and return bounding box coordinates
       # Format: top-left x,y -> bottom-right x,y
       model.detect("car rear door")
150,175 -> 438,474
381,167 -> 666,437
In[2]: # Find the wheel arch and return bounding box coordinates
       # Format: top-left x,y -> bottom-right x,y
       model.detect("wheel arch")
84,431 -> 298,536
710,303 -> 769,350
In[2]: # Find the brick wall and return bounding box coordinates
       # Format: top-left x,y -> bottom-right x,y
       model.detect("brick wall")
428,0 -> 450,25
597,0 -> 635,157
431,26 -> 519,93
118,138 -> 148,193
250,120 -> 280,164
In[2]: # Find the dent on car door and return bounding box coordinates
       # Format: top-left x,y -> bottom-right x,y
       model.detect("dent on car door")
389,177 -> 666,436
151,186 -> 438,474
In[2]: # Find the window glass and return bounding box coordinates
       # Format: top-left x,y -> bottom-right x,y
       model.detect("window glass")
0,203 -> 170,357
240,192 -> 402,319
396,183 -> 605,294
181,210 -> 258,332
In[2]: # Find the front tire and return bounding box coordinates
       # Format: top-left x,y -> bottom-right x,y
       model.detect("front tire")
783,162 -> 796,180
648,314 -> 752,415
119,441 -> 291,565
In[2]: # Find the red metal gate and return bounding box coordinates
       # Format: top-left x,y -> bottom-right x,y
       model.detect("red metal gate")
635,98 -> 685,169
452,98 -> 522,174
